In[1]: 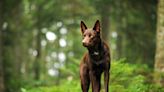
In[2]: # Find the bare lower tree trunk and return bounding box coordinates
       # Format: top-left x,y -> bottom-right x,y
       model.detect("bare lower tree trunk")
34,27 -> 41,80
0,31 -> 5,92
0,26 -> 5,92
0,56 -> 4,92
154,0 -> 164,86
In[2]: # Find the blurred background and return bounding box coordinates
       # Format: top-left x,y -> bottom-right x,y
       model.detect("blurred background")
0,0 -> 164,92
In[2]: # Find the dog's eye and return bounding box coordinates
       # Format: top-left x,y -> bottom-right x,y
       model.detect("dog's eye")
89,34 -> 91,37
89,35 -> 93,38
83,35 -> 86,37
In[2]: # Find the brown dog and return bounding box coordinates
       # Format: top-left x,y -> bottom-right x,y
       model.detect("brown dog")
80,20 -> 110,92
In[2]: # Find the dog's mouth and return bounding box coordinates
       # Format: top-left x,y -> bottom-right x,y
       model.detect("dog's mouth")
83,43 -> 93,47
83,44 -> 88,47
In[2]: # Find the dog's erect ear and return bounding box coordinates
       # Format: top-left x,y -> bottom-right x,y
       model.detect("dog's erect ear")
93,20 -> 100,33
80,21 -> 87,34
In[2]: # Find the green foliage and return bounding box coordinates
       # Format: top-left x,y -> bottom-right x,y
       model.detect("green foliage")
110,59 -> 147,92
23,59 -> 164,92
21,80 -> 81,92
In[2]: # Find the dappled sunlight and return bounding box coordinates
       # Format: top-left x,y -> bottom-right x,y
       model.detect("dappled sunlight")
48,68 -> 59,77
59,38 -> 67,47
46,31 -> 57,41
58,52 -> 66,63
60,27 -> 67,35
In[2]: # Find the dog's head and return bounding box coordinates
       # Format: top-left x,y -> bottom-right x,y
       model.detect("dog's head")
80,20 -> 101,47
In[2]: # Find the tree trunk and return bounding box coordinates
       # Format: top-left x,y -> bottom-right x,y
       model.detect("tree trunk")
154,0 -> 164,86
90,0 -> 111,42
115,2 -> 123,59
0,0 -> 5,91
1,0 -> 22,91
0,27 -> 5,92
34,27 -> 41,80
34,5 -> 42,80
101,6 -> 110,42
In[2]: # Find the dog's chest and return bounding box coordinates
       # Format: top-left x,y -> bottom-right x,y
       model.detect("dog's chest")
87,54 -> 106,69
88,60 -> 105,74
89,51 -> 106,64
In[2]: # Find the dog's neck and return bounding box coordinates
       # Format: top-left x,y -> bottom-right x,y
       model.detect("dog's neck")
87,39 -> 104,58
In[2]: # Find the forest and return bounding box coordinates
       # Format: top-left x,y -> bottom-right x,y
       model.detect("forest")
0,0 -> 164,92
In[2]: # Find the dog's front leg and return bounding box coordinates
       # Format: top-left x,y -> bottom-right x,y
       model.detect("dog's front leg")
104,69 -> 109,92
80,64 -> 90,92
90,71 -> 101,92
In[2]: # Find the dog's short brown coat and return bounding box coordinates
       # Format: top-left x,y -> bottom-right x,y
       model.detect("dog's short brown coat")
80,20 -> 111,92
